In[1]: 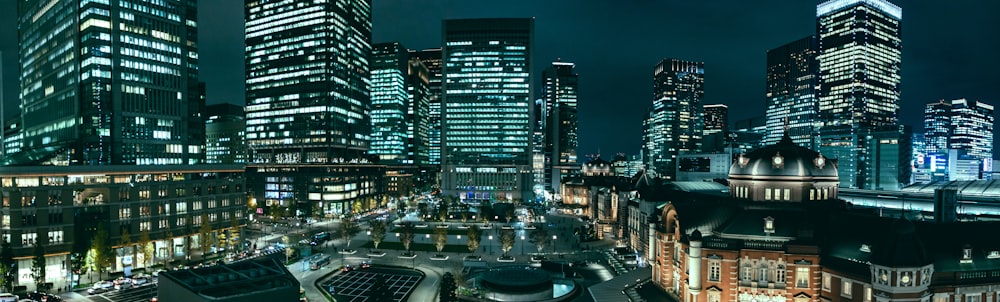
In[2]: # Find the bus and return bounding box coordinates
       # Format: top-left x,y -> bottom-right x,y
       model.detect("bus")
309,254 -> 332,270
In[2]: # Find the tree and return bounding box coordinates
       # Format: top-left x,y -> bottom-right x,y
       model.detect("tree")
119,227 -> 133,268
505,207 -> 515,224
433,227 -> 448,254
440,272 -> 457,302
91,222 -> 113,280
199,213 -> 214,257
30,243 -> 45,292
0,239 -> 14,292
139,229 -> 154,267
400,223 -> 415,254
529,227 -> 551,253
338,218 -> 361,250
369,220 -> 387,250
437,201 -> 450,221
466,225 -> 482,254
500,228 -> 515,256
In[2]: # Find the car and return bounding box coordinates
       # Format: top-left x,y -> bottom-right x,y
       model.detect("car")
114,278 -> 133,290
360,261 -> 371,269
24,292 -> 61,302
88,281 -> 114,294
132,276 -> 152,286
0,293 -> 17,302
342,265 -> 353,272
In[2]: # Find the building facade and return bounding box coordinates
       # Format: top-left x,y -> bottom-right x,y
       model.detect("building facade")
703,104 -> 728,137
244,0 -> 383,216
542,62 -> 580,195
370,42 -> 430,166
764,36 -> 819,148
644,59 -> 705,179
440,18 -> 534,203
410,49 -> 443,167
816,0 -> 902,189
0,165 -> 247,291
652,132 -> 1000,302
17,0 -> 203,165
205,104 -> 246,164
244,0 -> 372,164
923,99 -> 994,175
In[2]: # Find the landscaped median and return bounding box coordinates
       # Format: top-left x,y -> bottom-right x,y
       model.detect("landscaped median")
359,241 -> 475,254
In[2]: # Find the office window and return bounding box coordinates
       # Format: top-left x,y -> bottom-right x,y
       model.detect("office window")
21,232 -> 37,246
47,230 -> 63,244
119,208 -> 132,219
842,280 -> 852,298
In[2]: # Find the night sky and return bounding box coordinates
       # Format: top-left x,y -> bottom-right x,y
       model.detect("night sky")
2,1 -> 999,158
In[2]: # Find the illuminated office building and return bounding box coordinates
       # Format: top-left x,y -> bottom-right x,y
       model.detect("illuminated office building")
816,0 -> 902,189
410,49 -> 443,166
643,59 -> 705,179
205,104 -> 246,164
923,99 -> 994,176
542,61 -> 579,194
441,18 -> 534,202
764,36 -> 819,148
17,0 -> 203,165
245,0 -> 383,217
702,104 -> 727,136
370,42 -> 410,164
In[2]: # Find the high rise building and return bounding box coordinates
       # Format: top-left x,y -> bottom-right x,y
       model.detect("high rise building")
542,61 -> 579,194
441,18 -> 534,202
410,49 -> 443,166
245,0 -> 384,217
866,125 -> 912,190
923,99 -> 994,172
764,36 -> 819,148
17,0 -> 203,165
406,56 -> 431,166
205,104 -> 246,164
643,59 -> 704,179
703,104 -> 728,136
816,0 -> 902,188
370,42 -> 412,165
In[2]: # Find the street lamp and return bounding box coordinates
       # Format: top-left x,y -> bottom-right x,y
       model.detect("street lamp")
552,235 -> 557,254
488,235 -> 494,255
520,235 -> 525,255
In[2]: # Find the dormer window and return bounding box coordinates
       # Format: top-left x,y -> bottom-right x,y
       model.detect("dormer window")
961,246 -> 973,264
764,216 -> 775,234
988,251 -> 1000,259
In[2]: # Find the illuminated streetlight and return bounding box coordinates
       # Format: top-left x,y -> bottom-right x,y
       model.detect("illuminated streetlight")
488,235 -> 494,255
552,235 -> 557,253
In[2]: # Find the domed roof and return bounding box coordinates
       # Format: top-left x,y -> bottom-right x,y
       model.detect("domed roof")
729,134 -> 837,179
584,157 -> 611,167
870,219 -> 933,267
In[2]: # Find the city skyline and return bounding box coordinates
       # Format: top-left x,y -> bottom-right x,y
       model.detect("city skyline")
1,0 -> 999,158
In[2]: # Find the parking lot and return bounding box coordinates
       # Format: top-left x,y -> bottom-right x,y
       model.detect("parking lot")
320,266 -> 422,302
74,280 -> 157,302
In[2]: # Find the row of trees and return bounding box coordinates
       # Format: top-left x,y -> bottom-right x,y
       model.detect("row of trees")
0,213 -> 245,293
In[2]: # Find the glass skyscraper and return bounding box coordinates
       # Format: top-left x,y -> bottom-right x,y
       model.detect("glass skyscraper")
410,49 -> 443,166
17,0 -> 202,165
924,99 -> 994,166
244,0 -> 384,217
441,18 -> 534,202
643,59 -> 704,179
245,0 -> 372,164
542,61 -> 579,194
764,36 -> 819,148
370,42 -> 411,164
816,0 -> 902,189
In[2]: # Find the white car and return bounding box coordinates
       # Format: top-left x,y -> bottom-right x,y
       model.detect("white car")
88,281 -> 114,294
0,293 -> 17,302
132,276 -> 152,286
